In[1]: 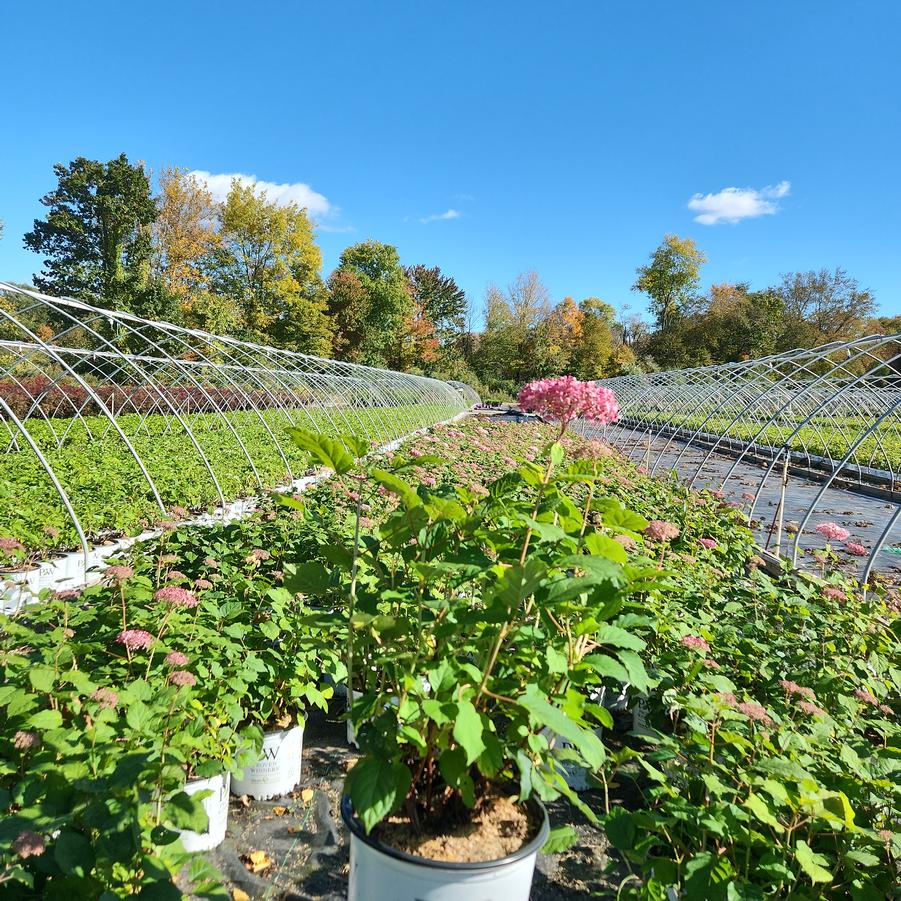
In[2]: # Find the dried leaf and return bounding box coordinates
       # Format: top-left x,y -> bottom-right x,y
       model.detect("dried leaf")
301,788 -> 315,803
273,805 -> 289,816
243,849 -> 273,874
233,891 -> 250,901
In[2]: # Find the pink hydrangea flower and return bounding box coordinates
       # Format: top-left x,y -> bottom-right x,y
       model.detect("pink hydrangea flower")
518,377 -> 619,429
154,586 -> 198,608
742,492 -> 755,501
822,587 -> 846,602
613,534 -> 637,551
735,701 -> 775,727
779,680 -> 815,700
165,651 -> 189,666
816,522 -> 850,541
846,542 -> 868,557
116,629 -> 153,651
645,520 -> 680,542
0,537 -> 25,554
160,554 -> 179,564
90,687 -> 119,709
680,634 -> 711,653
104,565 -> 133,584
12,831 -> 45,858
203,557 -> 219,569
798,700 -> 827,717
698,538 -> 718,550
169,670 -> 197,687
14,730 -> 40,750
194,578 -> 213,590
165,570 -> 187,582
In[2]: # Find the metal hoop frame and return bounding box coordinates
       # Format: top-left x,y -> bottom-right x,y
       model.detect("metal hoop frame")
581,335 -> 901,580
0,283 -> 479,556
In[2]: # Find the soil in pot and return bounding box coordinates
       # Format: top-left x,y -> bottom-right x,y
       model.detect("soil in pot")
373,792 -> 542,863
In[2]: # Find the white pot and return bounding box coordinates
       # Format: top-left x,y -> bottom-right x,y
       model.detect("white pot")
341,796 -> 548,901
231,724 -> 304,800
178,772 -> 230,852
1,566 -> 41,614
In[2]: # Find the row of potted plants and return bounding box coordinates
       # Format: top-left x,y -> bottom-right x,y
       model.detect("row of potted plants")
2,391 -> 897,898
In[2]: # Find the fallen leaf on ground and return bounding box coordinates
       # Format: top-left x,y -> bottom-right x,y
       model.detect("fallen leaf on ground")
233,891 -> 250,901
273,805 -> 289,816
243,849 -> 273,874
301,788 -> 314,802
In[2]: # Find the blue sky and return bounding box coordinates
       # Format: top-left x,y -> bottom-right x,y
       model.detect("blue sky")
1,1 -> 899,322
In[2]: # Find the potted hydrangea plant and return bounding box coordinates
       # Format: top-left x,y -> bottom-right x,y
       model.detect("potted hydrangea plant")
285,379 -> 652,900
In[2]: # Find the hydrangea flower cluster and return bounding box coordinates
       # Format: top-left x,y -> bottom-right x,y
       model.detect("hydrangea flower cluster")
154,586 -> 198,608
698,537 -> 718,550
680,634 -> 711,653
104,565 -> 133,584
645,520 -> 680,542
116,629 -> 153,651
816,522 -> 850,541
517,376 -> 619,431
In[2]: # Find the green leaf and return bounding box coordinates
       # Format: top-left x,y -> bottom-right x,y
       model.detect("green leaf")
795,839 -> 833,884
438,747 -> 474,807
346,755 -> 412,834
166,791 -> 210,833
593,624 -> 645,651
542,825 -> 578,853
28,666 -> 56,693
54,831 -> 95,876
274,492 -> 306,513
582,532 -> 628,564
517,692 -> 605,770
549,442 -> 564,466
283,561 -> 332,596
744,792 -> 783,832
27,708 -> 63,730
285,428 -> 358,474
453,700 -> 486,765
370,469 -> 421,509
603,807 -> 636,851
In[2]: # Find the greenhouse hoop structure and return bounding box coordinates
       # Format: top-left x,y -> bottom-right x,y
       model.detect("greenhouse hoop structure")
0,282 -> 479,591
581,334 -> 901,583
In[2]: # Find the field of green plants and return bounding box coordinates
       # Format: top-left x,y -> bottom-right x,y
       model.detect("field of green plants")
1,416 -> 897,899
0,402 -> 459,552
622,413 -> 901,473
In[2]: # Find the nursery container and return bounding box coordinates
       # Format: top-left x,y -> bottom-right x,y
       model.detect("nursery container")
178,772 -> 230,852
341,795 -> 549,901
1,566 -> 41,614
231,723 -> 304,800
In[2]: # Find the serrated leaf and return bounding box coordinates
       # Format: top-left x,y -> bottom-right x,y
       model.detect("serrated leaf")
542,825 -> 578,853
346,755 -> 412,834
453,700 -> 486,765
517,692 -> 605,770
795,839 -> 833,884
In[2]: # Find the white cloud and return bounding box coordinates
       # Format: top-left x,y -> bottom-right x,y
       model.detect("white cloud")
189,170 -> 333,219
419,208 -> 462,224
688,180 -> 790,225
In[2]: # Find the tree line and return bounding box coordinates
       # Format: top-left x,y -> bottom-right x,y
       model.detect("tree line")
4,154 -> 893,398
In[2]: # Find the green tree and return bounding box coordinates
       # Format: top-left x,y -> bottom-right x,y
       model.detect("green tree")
210,181 -> 332,355
775,268 -> 875,344
633,234 -> 707,329
404,264 -> 467,345
327,240 -> 411,367
24,154 -> 157,312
